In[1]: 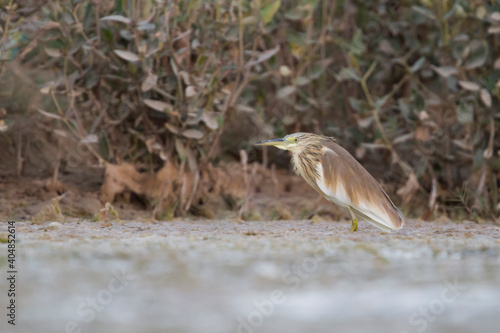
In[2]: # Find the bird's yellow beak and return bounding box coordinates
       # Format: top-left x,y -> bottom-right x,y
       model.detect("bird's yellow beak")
255,138 -> 289,148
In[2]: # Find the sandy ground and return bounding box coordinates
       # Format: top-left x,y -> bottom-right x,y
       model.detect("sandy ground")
1,219 -> 500,333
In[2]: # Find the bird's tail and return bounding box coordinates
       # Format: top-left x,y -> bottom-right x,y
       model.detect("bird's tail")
352,202 -> 405,232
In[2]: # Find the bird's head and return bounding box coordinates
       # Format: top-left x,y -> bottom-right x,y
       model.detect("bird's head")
255,132 -> 315,153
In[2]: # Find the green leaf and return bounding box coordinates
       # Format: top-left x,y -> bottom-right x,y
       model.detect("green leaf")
457,102 -> 473,124
287,31 -> 307,46
443,2 -> 459,20
348,97 -> 370,113
216,114 -> 224,128
175,138 -> 186,162
334,68 -> 361,82
348,97 -> 363,113
431,65 -> 458,78
98,134 -> 109,161
295,77 -> 309,86
242,16 -> 258,25
277,86 -> 296,99
409,57 -> 426,73
85,71 -> 99,89
284,7 -> 306,21
101,28 -> 113,42
245,46 -> 280,68
261,0 -> 281,25
309,63 -> 323,80
350,29 -> 365,56
100,15 -> 131,24
464,40 -> 488,70
412,5 -> 437,20
375,95 -> 389,109
83,3 -> 93,30
473,149 -> 484,169
397,98 -> 412,123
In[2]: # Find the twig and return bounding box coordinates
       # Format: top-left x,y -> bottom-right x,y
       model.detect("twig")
359,61 -> 425,193
184,170 -> 200,213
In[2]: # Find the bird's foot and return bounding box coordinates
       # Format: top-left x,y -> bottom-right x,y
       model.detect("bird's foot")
350,218 -> 358,232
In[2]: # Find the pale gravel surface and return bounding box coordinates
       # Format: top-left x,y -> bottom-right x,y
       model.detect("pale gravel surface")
1,219 -> 500,333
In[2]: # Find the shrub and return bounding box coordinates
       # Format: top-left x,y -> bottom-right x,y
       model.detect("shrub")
1,0 -> 499,219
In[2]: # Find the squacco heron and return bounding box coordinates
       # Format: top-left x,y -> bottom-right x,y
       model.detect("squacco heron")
256,133 -> 404,232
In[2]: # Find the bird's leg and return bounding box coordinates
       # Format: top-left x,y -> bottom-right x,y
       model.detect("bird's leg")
350,219 -> 358,232
347,206 -> 358,232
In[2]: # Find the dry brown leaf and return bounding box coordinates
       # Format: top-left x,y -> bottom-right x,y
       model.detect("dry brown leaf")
222,82 -> 236,95
186,147 -> 198,171
100,162 -> 199,217
39,85 -> 53,95
101,15 -> 132,24
279,65 -> 291,77
392,133 -> 414,145
488,25 -> 500,34
185,85 -> 196,98
182,129 -> 203,139
491,12 -> 500,21
0,120 -> 7,132
141,73 -> 158,92
113,50 -> 140,62
357,116 -> 374,129
355,146 -> 366,159
80,134 -> 98,144
145,138 -> 162,153
179,71 -> 191,85
33,196 -> 65,224
483,119 -> 495,159
418,110 -> 430,121
37,108 -> 61,120
452,139 -> 472,151
396,173 -> 419,204
458,80 -> 480,91
480,89 -> 492,107
201,112 -> 218,130
144,99 -> 171,112
428,177 -> 437,209
415,126 -> 431,141
494,57 -> 500,69
165,123 -> 180,134
45,48 -> 61,58
431,66 -> 458,78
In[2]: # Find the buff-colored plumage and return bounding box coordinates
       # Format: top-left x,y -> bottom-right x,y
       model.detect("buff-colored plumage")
256,132 -> 404,232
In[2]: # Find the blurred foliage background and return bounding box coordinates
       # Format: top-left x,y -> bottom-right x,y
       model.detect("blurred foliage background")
0,0 -> 499,220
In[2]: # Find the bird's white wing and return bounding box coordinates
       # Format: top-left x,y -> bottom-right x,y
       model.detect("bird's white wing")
316,144 -> 404,231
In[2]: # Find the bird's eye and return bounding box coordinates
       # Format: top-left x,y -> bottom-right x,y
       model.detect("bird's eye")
294,138 -> 298,142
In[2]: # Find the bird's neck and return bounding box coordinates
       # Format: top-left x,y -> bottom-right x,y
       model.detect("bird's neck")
291,149 -> 322,187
